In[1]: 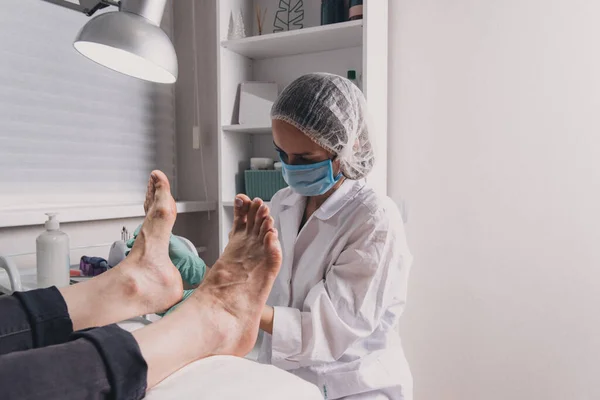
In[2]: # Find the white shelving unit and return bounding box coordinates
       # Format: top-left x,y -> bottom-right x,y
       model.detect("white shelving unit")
223,201 -> 271,208
216,0 -> 388,251
221,20 -> 363,59
222,124 -> 272,135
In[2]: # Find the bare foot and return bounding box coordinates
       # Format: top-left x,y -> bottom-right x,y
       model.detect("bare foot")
188,195 -> 282,356
118,170 -> 183,314
60,171 -> 184,331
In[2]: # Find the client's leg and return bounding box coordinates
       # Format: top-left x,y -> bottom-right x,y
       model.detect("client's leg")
0,171 -> 183,357
60,170 -> 183,331
0,325 -> 147,400
0,171 -> 183,355
0,170 -> 183,399
0,182 -> 282,399
0,287 -> 72,355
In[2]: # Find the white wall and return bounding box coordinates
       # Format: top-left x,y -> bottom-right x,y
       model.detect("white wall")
389,1 -> 600,399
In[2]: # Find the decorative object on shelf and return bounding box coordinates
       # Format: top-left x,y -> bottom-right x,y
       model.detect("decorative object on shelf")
238,82 -> 279,125
349,0 -> 363,20
321,0 -> 348,25
227,12 -> 235,40
236,10 -> 247,38
273,0 -> 305,32
245,170 -> 288,201
255,4 -> 268,35
229,10 -> 247,40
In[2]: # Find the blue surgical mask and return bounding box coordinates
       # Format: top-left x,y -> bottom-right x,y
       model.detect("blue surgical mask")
280,157 -> 343,196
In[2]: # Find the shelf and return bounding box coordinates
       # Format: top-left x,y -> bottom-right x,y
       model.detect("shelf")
223,201 -> 271,208
175,201 -> 217,214
221,20 -> 363,60
222,124 -> 272,135
0,201 -> 217,228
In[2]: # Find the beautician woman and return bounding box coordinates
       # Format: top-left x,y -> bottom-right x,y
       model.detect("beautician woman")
257,73 -> 413,400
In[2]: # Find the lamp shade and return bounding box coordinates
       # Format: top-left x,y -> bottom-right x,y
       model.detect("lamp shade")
73,11 -> 178,84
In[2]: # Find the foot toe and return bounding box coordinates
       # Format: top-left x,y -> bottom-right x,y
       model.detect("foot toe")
264,230 -> 282,268
259,215 -> 274,242
151,170 -> 170,187
151,171 -> 172,200
246,198 -> 263,233
232,195 -> 252,232
253,204 -> 269,236
144,176 -> 156,214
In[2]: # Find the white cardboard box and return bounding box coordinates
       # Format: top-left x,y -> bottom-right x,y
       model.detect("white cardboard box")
239,82 -> 278,126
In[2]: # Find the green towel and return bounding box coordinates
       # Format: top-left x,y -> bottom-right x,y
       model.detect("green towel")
126,225 -> 206,316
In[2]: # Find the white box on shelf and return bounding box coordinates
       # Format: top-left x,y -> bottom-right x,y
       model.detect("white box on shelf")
239,82 -> 278,126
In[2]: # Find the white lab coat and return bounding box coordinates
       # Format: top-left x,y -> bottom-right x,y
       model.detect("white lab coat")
258,180 -> 413,400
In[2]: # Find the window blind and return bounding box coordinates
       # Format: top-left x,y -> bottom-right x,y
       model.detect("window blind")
0,0 -> 177,211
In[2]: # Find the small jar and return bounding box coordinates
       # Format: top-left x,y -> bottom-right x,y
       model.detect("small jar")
349,0 -> 363,21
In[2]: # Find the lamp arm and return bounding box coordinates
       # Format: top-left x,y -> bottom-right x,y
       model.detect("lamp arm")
40,0 -> 120,17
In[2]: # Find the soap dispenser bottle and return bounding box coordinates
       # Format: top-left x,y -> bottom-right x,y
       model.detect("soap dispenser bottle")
37,213 -> 70,288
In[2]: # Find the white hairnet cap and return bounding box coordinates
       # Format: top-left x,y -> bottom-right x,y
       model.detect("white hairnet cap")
271,73 -> 374,180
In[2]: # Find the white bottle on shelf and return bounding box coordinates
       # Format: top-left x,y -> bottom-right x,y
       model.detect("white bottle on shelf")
36,213 -> 70,289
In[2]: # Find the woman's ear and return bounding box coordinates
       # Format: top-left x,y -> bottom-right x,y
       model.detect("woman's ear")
333,157 -> 343,176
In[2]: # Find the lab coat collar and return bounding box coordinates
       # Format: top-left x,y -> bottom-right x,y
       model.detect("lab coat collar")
280,179 -> 366,221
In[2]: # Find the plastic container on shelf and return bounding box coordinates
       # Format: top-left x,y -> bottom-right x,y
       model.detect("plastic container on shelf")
347,69 -> 362,91
244,170 -> 288,201
321,0 -> 348,25
250,157 -> 275,170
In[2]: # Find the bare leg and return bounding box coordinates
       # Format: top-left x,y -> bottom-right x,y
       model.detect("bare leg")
59,171 -> 183,331
134,195 -> 282,389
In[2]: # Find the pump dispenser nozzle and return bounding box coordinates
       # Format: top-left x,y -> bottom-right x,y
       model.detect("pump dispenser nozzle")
44,213 -> 60,231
